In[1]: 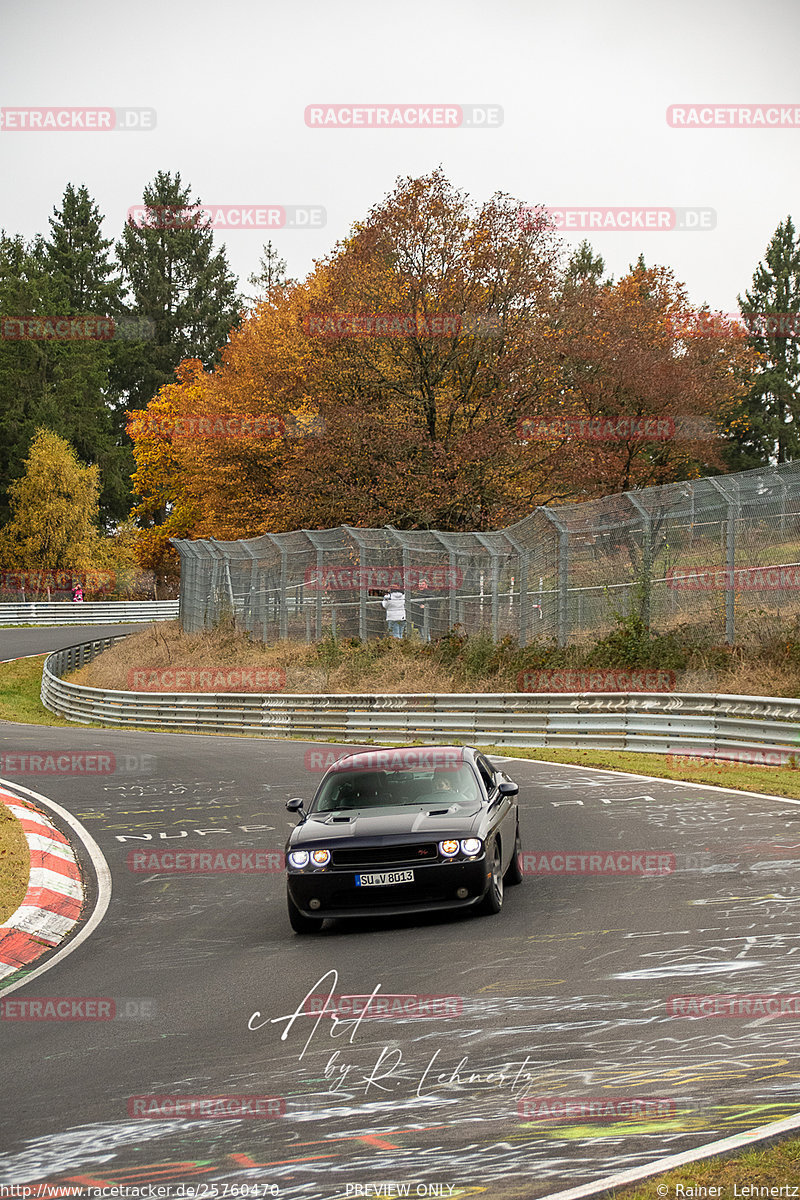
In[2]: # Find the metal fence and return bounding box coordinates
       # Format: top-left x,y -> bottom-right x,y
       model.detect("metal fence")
41,636 -> 800,759
171,462 -> 800,646
0,601 -> 178,626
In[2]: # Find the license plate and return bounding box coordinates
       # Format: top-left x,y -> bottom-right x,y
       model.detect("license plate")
355,870 -> 415,887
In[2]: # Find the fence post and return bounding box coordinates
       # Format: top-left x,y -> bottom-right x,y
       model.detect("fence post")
542,509 -> 569,647
264,533 -> 289,640
708,476 -> 739,644
241,545 -> 259,637
779,475 -> 788,538
431,533 -> 459,631
504,533 -> 529,646
476,536 -> 500,640
627,493 -> 652,626
302,531 -> 326,641
344,527 -> 369,640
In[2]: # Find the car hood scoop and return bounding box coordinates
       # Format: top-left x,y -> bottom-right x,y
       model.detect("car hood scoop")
302,802 -> 482,841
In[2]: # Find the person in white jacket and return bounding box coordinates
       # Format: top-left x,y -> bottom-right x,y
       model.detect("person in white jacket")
382,590 -> 406,638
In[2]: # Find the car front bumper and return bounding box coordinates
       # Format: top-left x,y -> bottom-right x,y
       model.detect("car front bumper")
286,856 -> 490,919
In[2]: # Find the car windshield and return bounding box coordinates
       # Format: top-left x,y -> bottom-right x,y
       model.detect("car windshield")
312,765 -> 482,813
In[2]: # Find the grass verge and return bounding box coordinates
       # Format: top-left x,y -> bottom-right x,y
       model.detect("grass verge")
0,655 -> 73,726
610,1134 -> 800,1197
0,799 -> 29,922
479,745 -> 800,799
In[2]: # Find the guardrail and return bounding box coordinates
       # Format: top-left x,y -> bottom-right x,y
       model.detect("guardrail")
40,636 -> 800,761
0,601 -> 178,626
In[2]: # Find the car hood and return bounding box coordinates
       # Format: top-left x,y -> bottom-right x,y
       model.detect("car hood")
289,801 -> 484,845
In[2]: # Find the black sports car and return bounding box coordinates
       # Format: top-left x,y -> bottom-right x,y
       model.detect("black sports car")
284,745 -> 522,933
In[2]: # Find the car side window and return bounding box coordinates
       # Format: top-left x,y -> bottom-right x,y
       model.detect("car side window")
475,755 -> 497,794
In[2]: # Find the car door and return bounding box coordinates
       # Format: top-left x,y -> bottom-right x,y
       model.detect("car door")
474,753 -> 516,873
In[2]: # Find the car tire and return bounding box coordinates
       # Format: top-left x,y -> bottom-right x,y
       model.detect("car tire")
287,894 -> 324,934
504,822 -> 523,886
480,840 -> 504,915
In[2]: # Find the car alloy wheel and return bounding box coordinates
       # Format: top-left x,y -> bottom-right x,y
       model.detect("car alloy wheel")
481,841 -> 504,915
504,822 -> 523,885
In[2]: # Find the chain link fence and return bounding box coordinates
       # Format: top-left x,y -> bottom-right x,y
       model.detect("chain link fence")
171,462 -> 800,646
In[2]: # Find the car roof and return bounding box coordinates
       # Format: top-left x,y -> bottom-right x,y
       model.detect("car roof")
326,745 -> 473,773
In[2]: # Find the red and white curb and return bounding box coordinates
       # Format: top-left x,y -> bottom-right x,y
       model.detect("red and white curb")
0,787 -> 84,981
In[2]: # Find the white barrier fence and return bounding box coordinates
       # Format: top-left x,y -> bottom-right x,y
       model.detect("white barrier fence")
0,601 -> 178,626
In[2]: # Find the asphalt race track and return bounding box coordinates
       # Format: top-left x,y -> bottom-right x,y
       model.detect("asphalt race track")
2,626 -> 800,1198
0,623 -> 150,660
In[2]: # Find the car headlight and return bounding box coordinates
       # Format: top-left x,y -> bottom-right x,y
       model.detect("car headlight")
439,839 -> 460,857
311,849 -> 331,866
460,838 -> 482,856
288,850 -> 309,868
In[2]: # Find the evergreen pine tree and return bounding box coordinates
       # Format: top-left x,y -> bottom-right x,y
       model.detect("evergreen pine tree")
246,240 -> 289,306
565,239 -> 606,287
46,183 -> 120,313
43,184 -> 131,525
726,216 -> 800,468
114,170 -> 243,414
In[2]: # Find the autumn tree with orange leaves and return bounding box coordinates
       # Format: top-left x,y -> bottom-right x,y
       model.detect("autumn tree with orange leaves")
127,171 -> 757,560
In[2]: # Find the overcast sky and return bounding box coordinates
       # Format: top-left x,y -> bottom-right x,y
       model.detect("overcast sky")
1,0 -> 798,314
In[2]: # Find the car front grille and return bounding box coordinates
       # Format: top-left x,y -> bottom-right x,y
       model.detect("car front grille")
328,881 -> 461,908
330,843 -> 439,870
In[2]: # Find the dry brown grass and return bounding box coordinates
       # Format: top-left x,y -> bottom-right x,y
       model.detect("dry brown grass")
66,620 -> 800,698
68,622 -> 489,694
0,801 -> 30,922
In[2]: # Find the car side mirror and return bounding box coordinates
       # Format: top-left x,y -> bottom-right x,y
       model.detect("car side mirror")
286,797 -> 306,817
498,781 -> 519,797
